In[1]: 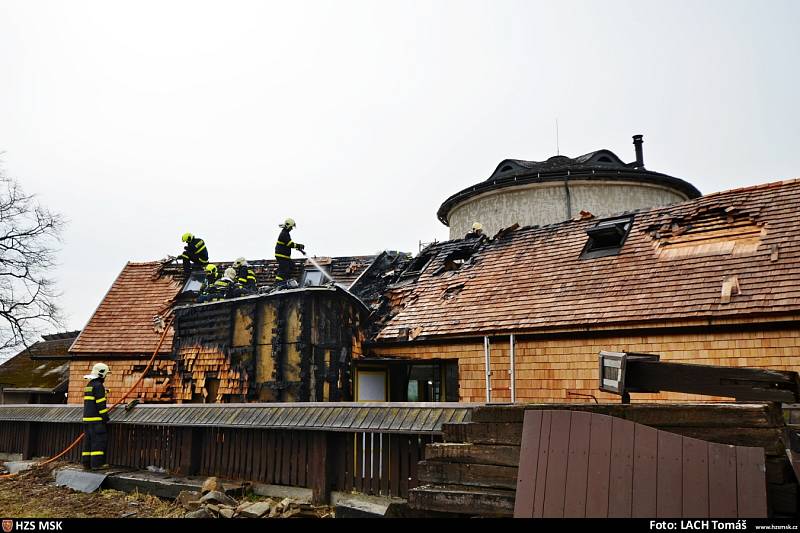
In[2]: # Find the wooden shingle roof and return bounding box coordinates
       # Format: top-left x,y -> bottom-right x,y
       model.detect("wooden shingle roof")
70,262 -> 182,355
377,179 -> 800,341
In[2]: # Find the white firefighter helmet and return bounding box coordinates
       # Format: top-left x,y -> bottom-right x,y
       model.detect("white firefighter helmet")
472,222 -> 483,232
233,257 -> 247,268
83,362 -> 111,380
224,267 -> 237,279
281,218 -> 296,230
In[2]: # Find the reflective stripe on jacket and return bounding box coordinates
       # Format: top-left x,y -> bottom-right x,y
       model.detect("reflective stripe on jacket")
83,378 -> 108,423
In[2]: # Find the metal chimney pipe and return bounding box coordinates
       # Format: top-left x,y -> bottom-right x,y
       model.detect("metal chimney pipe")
632,134 -> 644,168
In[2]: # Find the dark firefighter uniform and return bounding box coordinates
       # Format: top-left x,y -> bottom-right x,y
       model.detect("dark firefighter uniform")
180,236 -> 209,274
204,267 -> 220,289
236,264 -> 257,293
82,378 -> 109,469
275,228 -> 303,282
196,272 -> 220,303
212,276 -> 234,300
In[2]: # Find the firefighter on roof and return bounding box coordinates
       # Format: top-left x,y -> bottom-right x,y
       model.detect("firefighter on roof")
203,263 -> 219,288
233,257 -> 257,294
211,267 -> 238,300
465,222 -> 485,239
179,232 -> 209,275
274,218 -> 304,286
82,363 -> 111,470
196,264 -> 220,303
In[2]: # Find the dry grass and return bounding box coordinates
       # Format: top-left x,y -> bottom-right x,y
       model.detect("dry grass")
0,462 -> 183,518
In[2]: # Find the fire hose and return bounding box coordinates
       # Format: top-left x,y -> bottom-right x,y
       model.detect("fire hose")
0,315 -> 174,478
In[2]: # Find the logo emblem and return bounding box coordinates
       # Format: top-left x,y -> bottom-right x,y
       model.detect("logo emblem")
2,519 -> 13,533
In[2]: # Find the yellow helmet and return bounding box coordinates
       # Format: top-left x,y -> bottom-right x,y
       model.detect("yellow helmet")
181,232 -> 193,243
205,264 -> 218,274
282,218 -> 296,230
472,222 -> 483,231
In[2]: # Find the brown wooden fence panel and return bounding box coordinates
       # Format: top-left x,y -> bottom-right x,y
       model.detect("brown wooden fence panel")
0,407 -> 446,500
737,446 -> 768,517
656,430 -> 683,517
608,417 -> 635,518
513,410 -> 542,518
708,442 -> 738,517
683,437 -> 710,517
542,410 -> 570,517
531,410 -> 552,517
515,410 -> 768,519
585,411 -> 612,517
563,411 -> 591,518
632,424 -> 658,517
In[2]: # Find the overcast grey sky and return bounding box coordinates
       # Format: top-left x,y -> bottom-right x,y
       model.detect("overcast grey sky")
0,0 -> 798,333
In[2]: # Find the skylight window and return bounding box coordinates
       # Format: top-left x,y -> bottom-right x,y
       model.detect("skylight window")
301,269 -> 326,287
182,272 -> 205,293
399,251 -> 435,280
580,216 -> 633,259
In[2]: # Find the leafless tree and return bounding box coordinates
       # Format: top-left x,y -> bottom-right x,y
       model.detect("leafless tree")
0,168 -> 64,354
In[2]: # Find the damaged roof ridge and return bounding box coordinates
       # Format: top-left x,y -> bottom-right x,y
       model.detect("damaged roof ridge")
683,177 -> 800,203
173,283 -> 371,314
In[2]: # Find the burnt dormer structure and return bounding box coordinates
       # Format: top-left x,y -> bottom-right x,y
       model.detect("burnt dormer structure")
437,135 -> 701,239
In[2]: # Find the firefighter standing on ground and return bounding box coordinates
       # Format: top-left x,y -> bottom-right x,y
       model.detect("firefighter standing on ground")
179,232 -> 209,275
82,363 -> 111,470
275,219 -> 304,285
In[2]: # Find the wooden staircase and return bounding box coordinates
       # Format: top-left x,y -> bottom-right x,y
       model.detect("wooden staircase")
409,403 -> 797,517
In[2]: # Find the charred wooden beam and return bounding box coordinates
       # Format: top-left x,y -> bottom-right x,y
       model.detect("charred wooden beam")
625,359 -> 800,403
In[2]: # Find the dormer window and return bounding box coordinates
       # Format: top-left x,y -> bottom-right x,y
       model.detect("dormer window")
580,216 -> 633,259
301,268 -> 326,286
399,250 -> 435,280
181,271 -> 205,293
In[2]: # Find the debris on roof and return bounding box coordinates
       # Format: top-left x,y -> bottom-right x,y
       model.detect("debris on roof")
646,206 -> 765,259
373,179 -> 800,342
72,256 -> 379,356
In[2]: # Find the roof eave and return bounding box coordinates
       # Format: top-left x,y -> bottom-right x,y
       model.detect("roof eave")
437,168 -> 702,225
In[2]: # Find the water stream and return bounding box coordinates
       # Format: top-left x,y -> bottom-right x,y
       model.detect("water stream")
304,254 -> 335,283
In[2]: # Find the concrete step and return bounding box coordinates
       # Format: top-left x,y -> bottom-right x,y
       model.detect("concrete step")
424,442 -> 520,467
442,422 -> 522,445
103,470 -> 247,499
408,483 -> 514,516
418,460 -> 517,490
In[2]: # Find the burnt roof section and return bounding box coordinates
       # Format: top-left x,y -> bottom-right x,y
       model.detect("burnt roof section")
72,256 -> 379,356
158,255 -> 376,290
437,149 -> 702,225
377,179 -> 800,342
0,331 -> 79,390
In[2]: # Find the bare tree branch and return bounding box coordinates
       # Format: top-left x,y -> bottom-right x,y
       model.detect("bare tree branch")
0,165 -> 64,356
